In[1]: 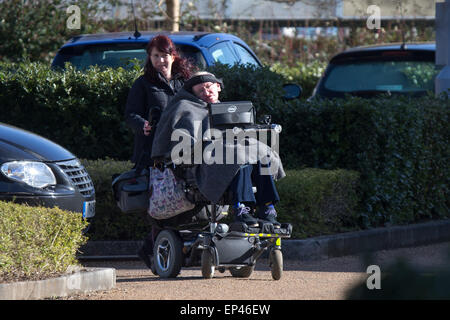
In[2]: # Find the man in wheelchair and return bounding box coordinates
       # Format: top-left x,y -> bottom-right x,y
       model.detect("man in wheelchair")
151,71 -> 286,230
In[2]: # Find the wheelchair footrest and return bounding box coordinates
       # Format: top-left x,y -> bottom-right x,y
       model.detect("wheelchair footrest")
276,223 -> 293,237
228,222 -> 292,237
229,222 -> 260,233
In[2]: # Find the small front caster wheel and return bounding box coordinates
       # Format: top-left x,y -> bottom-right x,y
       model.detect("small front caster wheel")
201,249 -> 215,279
269,249 -> 283,280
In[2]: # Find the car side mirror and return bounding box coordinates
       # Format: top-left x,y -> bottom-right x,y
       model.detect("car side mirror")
283,83 -> 302,100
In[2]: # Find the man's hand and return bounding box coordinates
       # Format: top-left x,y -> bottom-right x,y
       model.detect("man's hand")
143,120 -> 151,136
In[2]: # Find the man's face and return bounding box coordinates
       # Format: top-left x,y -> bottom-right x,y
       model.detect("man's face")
192,82 -> 221,103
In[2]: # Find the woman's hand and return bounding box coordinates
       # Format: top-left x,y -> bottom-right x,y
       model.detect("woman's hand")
143,120 -> 152,136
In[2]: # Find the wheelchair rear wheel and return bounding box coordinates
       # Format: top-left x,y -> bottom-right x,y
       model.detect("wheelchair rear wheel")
153,230 -> 183,278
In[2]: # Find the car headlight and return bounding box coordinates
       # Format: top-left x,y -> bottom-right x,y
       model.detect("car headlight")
1,161 -> 56,188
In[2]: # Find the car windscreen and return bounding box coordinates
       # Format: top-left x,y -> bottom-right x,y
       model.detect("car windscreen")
323,52 -> 438,95
52,43 -> 206,70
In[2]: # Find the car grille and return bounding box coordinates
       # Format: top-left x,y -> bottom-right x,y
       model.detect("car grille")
56,159 -> 95,197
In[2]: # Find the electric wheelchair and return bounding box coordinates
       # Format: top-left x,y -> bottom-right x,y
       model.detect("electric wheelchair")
146,101 -> 293,280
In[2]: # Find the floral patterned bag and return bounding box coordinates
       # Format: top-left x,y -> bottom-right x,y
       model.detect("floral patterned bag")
147,167 -> 195,219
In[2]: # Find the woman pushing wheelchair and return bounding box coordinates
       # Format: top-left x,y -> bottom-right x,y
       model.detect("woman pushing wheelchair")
150,71 -> 286,229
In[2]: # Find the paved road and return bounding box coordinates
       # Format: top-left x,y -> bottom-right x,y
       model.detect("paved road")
63,241 -> 450,300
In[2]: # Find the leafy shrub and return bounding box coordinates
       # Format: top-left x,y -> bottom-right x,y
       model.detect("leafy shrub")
0,201 -> 87,282
1,62 -> 448,233
0,0 -> 105,63
276,168 -> 360,239
207,63 -> 288,116
270,60 -> 326,98
0,61 -> 140,160
279,95 -> 450,228
0,61 -> 296,160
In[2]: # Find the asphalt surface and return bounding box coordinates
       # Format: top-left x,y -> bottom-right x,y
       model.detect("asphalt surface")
62,241 -> 450,300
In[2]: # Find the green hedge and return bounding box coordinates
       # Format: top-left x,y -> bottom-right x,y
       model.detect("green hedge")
0,201 -> 87,282
207,63 -> 287,115
279,96 -> 450,228
0,61 -> 309,160
81,159 -> 360,240
0,61 -> 139,160
275,168 -> 360,239
1,61 -> 448,235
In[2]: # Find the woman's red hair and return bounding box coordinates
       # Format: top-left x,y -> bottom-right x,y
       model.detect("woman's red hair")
144,35 -> 194,83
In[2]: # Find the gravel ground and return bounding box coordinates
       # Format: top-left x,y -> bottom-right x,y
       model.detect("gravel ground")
61,241 -> 450,300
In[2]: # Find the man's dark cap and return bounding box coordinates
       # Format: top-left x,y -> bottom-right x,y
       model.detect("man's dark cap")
183,72 -> 224,92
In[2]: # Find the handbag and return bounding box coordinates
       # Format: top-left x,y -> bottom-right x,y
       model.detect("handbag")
112,135 -> 153,214
112,167 -> 149,214
148,166 -> 195,220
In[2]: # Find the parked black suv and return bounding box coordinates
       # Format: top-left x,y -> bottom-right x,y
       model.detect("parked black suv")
311,42 -> 438,99
0,122 -> 95,219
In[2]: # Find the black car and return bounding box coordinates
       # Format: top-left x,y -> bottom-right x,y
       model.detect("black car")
0,122 -> 95,219
311,42 -> 438,99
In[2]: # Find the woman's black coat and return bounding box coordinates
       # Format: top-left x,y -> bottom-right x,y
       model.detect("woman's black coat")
125,73 -> 185,166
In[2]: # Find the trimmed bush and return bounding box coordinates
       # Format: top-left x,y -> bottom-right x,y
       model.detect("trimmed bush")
0,61 -> 140,160
0,60 -> 318,159
0,61 -> 294,161
0,201 -> 87,283
1,61 -> 448,235
81,159 -> 360,240
276,169 -> 360,239
279,95 -> 450,228
207,63 -> 287,116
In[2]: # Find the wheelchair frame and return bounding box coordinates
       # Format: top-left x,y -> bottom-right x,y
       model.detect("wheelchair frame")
152,202 -> 292,280
150,122 -> 292,280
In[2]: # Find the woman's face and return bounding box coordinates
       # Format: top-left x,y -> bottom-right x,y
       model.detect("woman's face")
150,47 -> 174,79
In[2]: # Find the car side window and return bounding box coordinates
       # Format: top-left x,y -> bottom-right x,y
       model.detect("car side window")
233,43 -> 259,67
54,44 -> 147,70
176,44 -> 207,69
209,41 -> 239,65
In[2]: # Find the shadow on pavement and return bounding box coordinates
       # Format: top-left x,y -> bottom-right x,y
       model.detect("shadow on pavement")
81,242 -> 450,275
